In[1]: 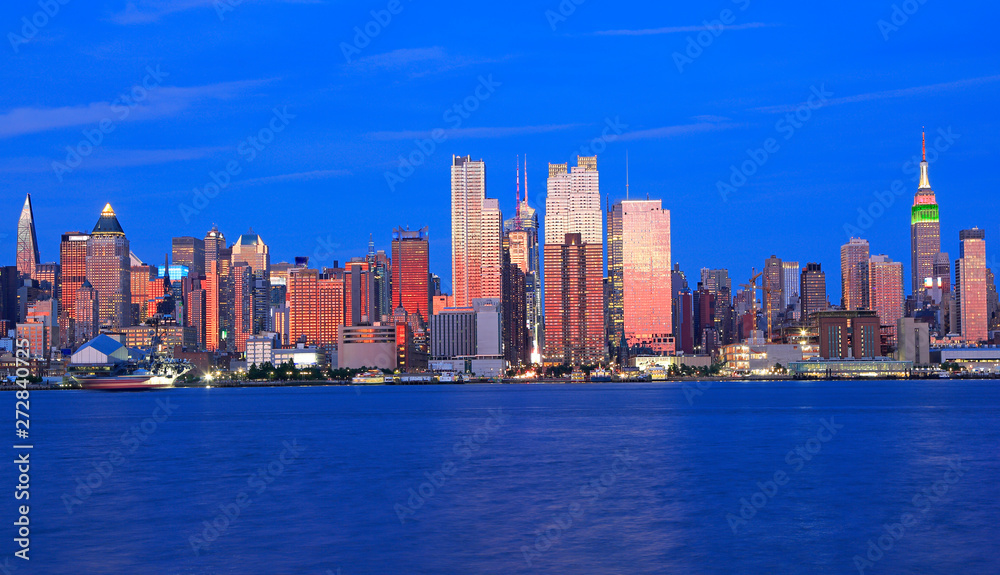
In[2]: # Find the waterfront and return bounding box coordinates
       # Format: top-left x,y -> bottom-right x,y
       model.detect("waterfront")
11,380 -> 1000,574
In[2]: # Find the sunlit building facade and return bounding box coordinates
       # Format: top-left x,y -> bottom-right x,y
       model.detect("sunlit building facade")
608,200 -> 672,353
860,255 -> 905,344
956,228 -> 987,343
543,233 -> 604,366
86,204 -> 132,330
16,194 -> 40,279
841,238 -> 870,310
392,227 -> 431,321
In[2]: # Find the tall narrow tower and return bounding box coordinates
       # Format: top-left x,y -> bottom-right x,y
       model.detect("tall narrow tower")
16,194 -> 41,278
911,131 -> 941,297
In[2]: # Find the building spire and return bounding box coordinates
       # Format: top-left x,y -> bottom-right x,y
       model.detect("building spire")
523,154 -> 528,203
918,128 -> 931,190
625,151 -> 630,200
515,155 -> 522,229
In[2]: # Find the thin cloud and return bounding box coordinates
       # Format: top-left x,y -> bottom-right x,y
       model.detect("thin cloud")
755,74 -> 1000,114
352,46 -> 507,78
594,22 -> 777,36
0,147 -> 225,173
239,169 -> 353,186
617,121 -> 741,142
0,79 -> 270,139
111,0 -> 321,24
369,124 -> 583,141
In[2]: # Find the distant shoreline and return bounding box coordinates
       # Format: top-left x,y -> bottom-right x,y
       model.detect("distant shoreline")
3,373 -> 996,391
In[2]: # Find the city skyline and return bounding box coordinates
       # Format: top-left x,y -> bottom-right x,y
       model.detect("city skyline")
1,3 -> 998,297
9,132 -> 989,311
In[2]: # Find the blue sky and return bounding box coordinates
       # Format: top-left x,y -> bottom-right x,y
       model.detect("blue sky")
1,0 -> 998,298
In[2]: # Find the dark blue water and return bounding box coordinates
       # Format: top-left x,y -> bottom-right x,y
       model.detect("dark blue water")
7,380 -> 1000,574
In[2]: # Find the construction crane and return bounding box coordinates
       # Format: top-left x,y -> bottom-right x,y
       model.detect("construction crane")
740,269 -> 773,343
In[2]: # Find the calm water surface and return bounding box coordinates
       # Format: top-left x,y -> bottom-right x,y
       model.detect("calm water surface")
8,380 -> 1000,574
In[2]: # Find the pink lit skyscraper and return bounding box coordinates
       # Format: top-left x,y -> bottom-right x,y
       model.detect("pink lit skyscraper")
608,199 -> 672,353
956,228 -> 987,343
840,238 -> 870,310
861,255 -> 905,343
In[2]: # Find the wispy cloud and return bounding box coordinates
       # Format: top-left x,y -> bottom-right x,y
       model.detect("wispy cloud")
755,74 -> 1000,114
0,147 -> 226,173
617,121 -> 741,142
239,169 -> 352,186
0,79 -> 269,139
369,124 -> 582,141
594,22 -> 777,36
352,46 -> 507,78
111,0 -> 321,25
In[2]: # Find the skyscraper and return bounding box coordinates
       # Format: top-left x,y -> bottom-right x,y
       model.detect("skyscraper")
481,198 -> 503,299
860,255 -> 905,342
841,238 -> 870,310
204,226 -> 225,265
608,199 -> 672,353
366,236 -> 392,322
543,233 -> 604,366
911,132 -> 942,297
763,256 -> 783,332
956,228 -> 987,343
545,156 -> 602,245
288,266 -> 320,345
503,156 -> 541,358
16,194 -> 41,279
86,204 -> 132,329
172,237 -> 205,278
231,229 -> 271,334
74,280 -> 99,343
392,227 -> 431,321
782,261 -> 801,320
451,155 -> 485,307
502,246 -> 529,366
59,232 -> 89,326
800,263 -> 827,320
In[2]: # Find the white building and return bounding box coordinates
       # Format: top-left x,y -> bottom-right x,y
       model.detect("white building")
544,156 -> 602,246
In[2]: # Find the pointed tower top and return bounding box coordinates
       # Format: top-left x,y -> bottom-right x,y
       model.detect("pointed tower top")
102,203 -> 115,215
918,129 -> 932,190
92,203 -> 125,236
17,193 -> 40,277
523,154 -> 528,203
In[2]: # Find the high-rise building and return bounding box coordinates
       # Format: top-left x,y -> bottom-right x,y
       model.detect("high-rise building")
607,199 -> 672,353
288,266 -> 320,345
911,132 -> 942,297
59,232 -> 89,329
231,230 -> 271,334
860,255 -> 905,343
172,237 -> 205,278
74,280 -> 99,343
451,155 -> 486,307
956,228 -> 987,343
503,157 -> 541,359
392,227 -> 431,321
800,263 -> 827,320
763,256 -> 783,332
130,263 -> 156,325
502,245 -> 529,366
187,286 -> 206,348
231,263 -> 254,353
344,259 -> 376,326
16,194 -> 41,279
318,272 -> 345,348
35,263 -> 60,302
86,204 -> 132,330
543,233 -> 604,366
545,156 -> 602,245
782,261 -> 801,320
366,236 -> 392,322
204,226 -> 225,265
841,238 -> 870,310
481,198 -> 503,299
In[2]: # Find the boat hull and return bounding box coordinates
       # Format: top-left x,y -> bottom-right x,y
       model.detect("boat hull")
79,375 -> 176,391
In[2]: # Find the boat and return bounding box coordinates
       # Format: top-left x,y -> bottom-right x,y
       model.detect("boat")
352,370 -> 386,384
648,366 -> 669,381
571,368 -> 586,382
590,368 -> 613,382
76,359 -> 191,391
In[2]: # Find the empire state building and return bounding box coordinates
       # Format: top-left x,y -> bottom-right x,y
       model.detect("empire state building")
911,132 -> 941,297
